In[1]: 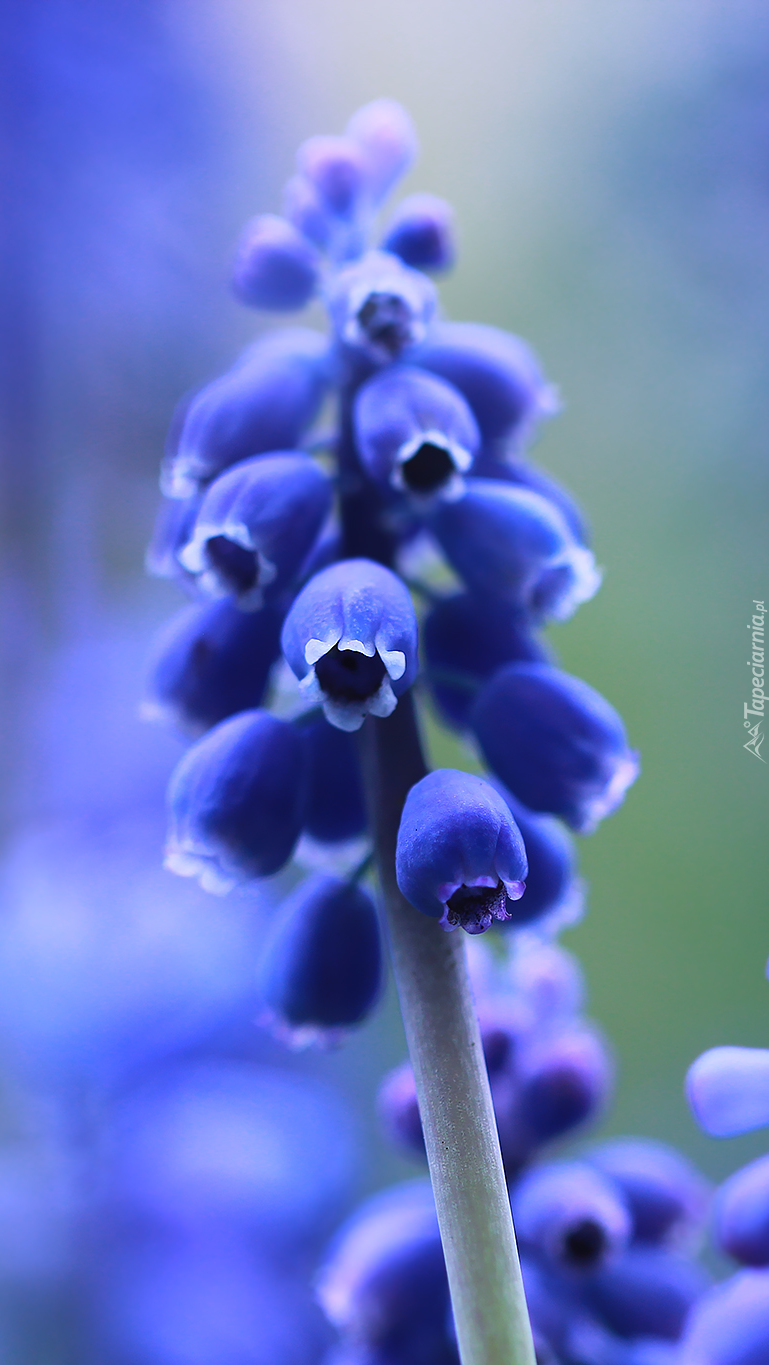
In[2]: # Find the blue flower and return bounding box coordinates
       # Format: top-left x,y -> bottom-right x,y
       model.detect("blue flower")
281,558 -> 418,731
327,250 -> 437,363
381,193 -> 456,274
395,769 -> 528,933
258,874 -> 382,1045
165,709 -> 304,891
687,1046 -> 769,1137
178,452 -> 332,608
511,1160 -> 632,1273
353,364 -> 479,499
162,328 -> 330,498
144,598 -> 284,736
231,214 -> 321,311
471,662 -> 639,833
413,320 -> 558,447
430,480 -> 601,621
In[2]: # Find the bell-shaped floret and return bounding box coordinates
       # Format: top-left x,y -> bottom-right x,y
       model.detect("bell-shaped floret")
281,558 -> 418,732
165,710 -> 304,892
430,480 -> 601,622
162,329 -> 330,498
496,790 -> 581,930
258,874 -> 382,1045
517,1024 -> 614,1146
345,99 -> 419,204
144,598 -> 283,735
299,717 -> 368,845
471,662 -> 639,834
178,453 -> 332,609
354,365 -> 479,499
395,769 -> 527,934
714,1155 -> 769,1268
231,214 -> 321,311
678,1269 -> 769,1365
327,250 -> 436,364
423,591 -> 550,729
381,194 -> 456,273
582,1246 -> 710,1343
511,1161 -> 632,1274
296,134 -> 369,222
687,1046 -> 769,1138
413,320 -> 557,446
588,1139 -> 711,1249
317,1181 -> 451,1361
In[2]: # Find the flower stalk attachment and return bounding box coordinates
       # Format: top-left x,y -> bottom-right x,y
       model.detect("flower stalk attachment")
358,695 -> 537,1365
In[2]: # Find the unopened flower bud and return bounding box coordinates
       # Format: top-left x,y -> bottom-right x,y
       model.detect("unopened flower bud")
231,214 -> 321,311
381,193 -> 456,273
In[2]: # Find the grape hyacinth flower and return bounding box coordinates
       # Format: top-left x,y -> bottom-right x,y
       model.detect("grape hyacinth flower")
281,557 -> 418,731
147,99 -> 642,1365
395,769 -> 528,933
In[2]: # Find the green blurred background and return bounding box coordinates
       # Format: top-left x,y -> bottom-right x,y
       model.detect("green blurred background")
6,0 -> 768,1191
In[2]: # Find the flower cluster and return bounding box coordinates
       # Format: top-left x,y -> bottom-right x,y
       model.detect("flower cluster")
320,938 -> 714,1365
679,959 -> 769,1364
147,98 -> 640,1044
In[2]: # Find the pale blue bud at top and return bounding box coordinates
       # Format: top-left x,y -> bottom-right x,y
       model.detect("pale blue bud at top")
231,214 -> 321,311
686,1047 -> 769,1137
511,1161 -> 632,1273
345,99 -> 419,204
258,874 -> 382,1046
281,558 -> 418,731
714,1154 -> 769,1267
178,453 -> 332,609
472,662 -> 639,833
353,365 -> 479,499
165,709 -> 304,892
583,1246 -> 710,1344
395,769 -> 528,934
414,320 -> 558,445
430,479 -> 601,622
679,1270 -> 769,1365
296,134 -> 369,220
162,328 -> 330,498
588,1139 -> 711,1248
381,193 -> 456,273
327,250 -> 436,364
144,597 -> 283,736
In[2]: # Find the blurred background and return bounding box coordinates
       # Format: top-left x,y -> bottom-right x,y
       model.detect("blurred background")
1,0 -> 768,1358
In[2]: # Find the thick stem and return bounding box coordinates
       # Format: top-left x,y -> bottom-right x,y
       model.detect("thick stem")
358,695 -> 536,1365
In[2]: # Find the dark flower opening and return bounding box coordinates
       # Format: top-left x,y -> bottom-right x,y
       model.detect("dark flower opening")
205,536 -> 258,595
400,441 -> 455,494
315,645 -> 387,702
561,1218 -> 606,1268
357,292 -> 414,356
445,879 -> 509,934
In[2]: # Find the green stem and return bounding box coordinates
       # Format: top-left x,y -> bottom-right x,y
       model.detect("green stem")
358,695 -> 536,1365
